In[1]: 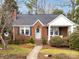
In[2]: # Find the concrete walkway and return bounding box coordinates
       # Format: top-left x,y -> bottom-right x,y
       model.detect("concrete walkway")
26,45 -> 42,59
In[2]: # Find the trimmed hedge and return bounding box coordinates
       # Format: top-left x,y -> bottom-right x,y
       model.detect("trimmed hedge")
69,32 -> 79,50
50,36 -> 64,47
50,36 -> 69,47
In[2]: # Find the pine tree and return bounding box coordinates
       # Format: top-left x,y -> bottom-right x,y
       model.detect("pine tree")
67,12 -> 72,20
70,0 -> 76,21
74,0 -> 79,24
26,0 -> 38,14
52,9 -> 64,15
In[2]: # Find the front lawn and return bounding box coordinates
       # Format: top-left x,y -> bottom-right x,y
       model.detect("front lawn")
0,44 -> 33,55
39,46 -> 79,59
41,47 -> 79,55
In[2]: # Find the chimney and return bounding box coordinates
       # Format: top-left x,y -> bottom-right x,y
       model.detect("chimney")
11,9 -> 17,21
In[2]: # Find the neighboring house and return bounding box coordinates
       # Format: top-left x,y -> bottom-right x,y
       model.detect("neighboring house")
12,10 -> 76,43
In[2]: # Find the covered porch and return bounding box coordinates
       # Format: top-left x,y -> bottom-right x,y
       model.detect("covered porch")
48,25 -> 73,41
50,26 -> 68,37
47,15 -> 75,41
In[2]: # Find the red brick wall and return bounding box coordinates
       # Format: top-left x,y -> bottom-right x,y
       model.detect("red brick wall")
42,27 -> 48,39
13,26 -> 30,40
13,21 -> 48,40
32,21 -> 48,40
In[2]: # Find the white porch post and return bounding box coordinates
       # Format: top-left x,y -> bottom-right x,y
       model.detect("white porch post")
71,26 -> 74,33
48,25 -> 51,43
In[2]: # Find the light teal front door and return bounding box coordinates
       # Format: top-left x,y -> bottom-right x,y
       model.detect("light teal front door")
35,28 -> 41,39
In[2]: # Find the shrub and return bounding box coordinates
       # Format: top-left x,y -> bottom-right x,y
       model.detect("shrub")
9,37 -> 30,44
41,38 -> 47,45
11,36 -> 30,44
12,39 -> 30,45
62,37 -> 69,47
29,37 -> 35,44
69,32 -> 79,50
50,36 -> 63,47
10,36 -> 35,44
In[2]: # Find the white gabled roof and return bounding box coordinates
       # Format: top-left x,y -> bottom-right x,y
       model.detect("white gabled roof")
48,14 -> 76,26
32,19 -> 45,26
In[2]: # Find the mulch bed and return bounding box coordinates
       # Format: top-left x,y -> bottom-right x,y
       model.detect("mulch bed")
19,44 -> 34,48
43,45 -> 69,50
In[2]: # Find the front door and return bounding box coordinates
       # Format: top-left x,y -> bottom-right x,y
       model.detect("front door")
35,28 -> 41,39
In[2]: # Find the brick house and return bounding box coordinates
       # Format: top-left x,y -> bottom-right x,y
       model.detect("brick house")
12,10 -> 77,43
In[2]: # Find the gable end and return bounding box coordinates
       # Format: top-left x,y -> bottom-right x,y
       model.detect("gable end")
32,19 -> 45,26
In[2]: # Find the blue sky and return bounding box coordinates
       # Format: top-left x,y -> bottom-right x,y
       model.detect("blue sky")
0,0 -> 71,14
16,0 -> 71,14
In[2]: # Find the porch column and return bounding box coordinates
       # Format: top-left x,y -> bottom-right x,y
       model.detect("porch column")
71,26 -> 74,33
48,25 -> 51,43
68,25 -> 74,35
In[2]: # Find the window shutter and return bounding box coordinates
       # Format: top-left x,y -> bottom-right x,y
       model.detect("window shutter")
30,27 -> 32,36
18,27 -> 20,35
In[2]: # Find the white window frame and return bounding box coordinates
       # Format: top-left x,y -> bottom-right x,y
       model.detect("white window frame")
20,26 -> 30,36
50,27 -> 59,36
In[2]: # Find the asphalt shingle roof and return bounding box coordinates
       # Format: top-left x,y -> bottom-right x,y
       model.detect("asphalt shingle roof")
13,14 -> 58,26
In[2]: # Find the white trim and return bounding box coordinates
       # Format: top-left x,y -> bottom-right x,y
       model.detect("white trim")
13,25 -> 32,27
32,19 -> 45,26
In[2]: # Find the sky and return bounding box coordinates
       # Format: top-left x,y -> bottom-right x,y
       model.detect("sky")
0,0 -> 71,14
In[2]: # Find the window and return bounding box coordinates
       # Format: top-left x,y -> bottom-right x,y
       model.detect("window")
50,27 -> 59,36
50,27 -> 53,35
54,28 -> 59,35
20,26 -> 30,36
21,29 -> 24,35
36,28 -> 39,33
26,29 -> 29,35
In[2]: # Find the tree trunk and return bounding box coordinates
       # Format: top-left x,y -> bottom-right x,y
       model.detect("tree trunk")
0,35 -> 8,50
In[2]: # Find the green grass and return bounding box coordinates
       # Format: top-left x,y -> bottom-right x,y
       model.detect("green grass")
0,44 -> 32,55
41,47 -> 79,56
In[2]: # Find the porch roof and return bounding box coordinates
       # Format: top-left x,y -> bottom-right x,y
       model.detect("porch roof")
48,14 -> 75,26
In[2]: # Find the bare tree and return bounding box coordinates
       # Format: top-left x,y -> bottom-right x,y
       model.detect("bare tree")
0,0 -> 18,50
0,9 -> 12,49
